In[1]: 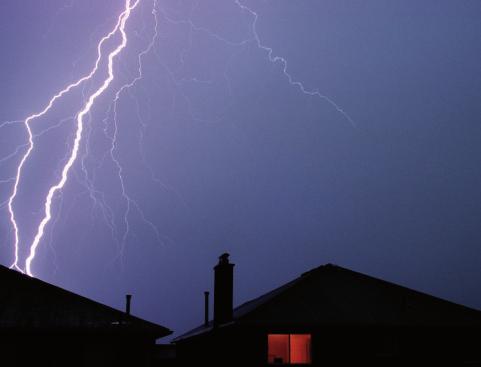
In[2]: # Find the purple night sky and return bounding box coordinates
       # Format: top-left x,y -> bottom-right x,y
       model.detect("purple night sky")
1,0 -> 481,338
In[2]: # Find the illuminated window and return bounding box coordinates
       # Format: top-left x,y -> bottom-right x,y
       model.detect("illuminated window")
290,334 -> 311,364
268,334 -> 290,364
268,334 -> 311,364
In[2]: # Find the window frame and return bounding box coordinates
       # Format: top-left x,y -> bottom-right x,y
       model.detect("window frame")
267,333 -> 312,365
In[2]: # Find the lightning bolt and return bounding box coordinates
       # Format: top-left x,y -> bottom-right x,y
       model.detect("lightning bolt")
79,0 -> 164,269
7,0 -> 140,276
231,1 -> 354,126
154,1 -> 353,126
2,0 -> 354,277
233,0 -> 355,127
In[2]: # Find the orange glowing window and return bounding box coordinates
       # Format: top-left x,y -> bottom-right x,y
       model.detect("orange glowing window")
268,334 -> 311,364
268,334 -> 290,364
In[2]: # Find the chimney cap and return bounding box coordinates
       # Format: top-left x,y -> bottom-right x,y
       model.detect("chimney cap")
219,253 -> 230,264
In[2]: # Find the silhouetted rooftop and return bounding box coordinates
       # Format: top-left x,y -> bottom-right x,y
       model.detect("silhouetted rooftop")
175,263 -> 481,341
0,265 -> 171,337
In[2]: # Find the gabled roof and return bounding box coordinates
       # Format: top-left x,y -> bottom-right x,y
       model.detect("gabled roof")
175,264 -> 481,341
0,265 -> 172,337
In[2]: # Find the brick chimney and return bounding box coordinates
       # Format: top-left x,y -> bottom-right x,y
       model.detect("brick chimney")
213,253 -> 234,326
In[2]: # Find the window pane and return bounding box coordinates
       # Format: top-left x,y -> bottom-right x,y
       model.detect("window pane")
268,334 -> 289,364
290,334 -> 311,364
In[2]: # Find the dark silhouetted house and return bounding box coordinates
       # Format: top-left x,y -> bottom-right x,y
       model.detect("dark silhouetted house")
0,265 -> 171,367
174,254 -> 481,366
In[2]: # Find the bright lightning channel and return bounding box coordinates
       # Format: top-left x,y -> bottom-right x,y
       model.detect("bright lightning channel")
7,0 -> 140,276
106,0 -> 160,266
4,0 -> 354,277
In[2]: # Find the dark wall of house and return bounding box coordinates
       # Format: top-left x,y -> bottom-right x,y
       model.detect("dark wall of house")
0,332 -> 158,367
175,325 -> 481,366
175,326 -> 265,366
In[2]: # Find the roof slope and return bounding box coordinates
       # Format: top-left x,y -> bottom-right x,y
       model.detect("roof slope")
175,264 -> 481,341
0,265 -> 171,337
